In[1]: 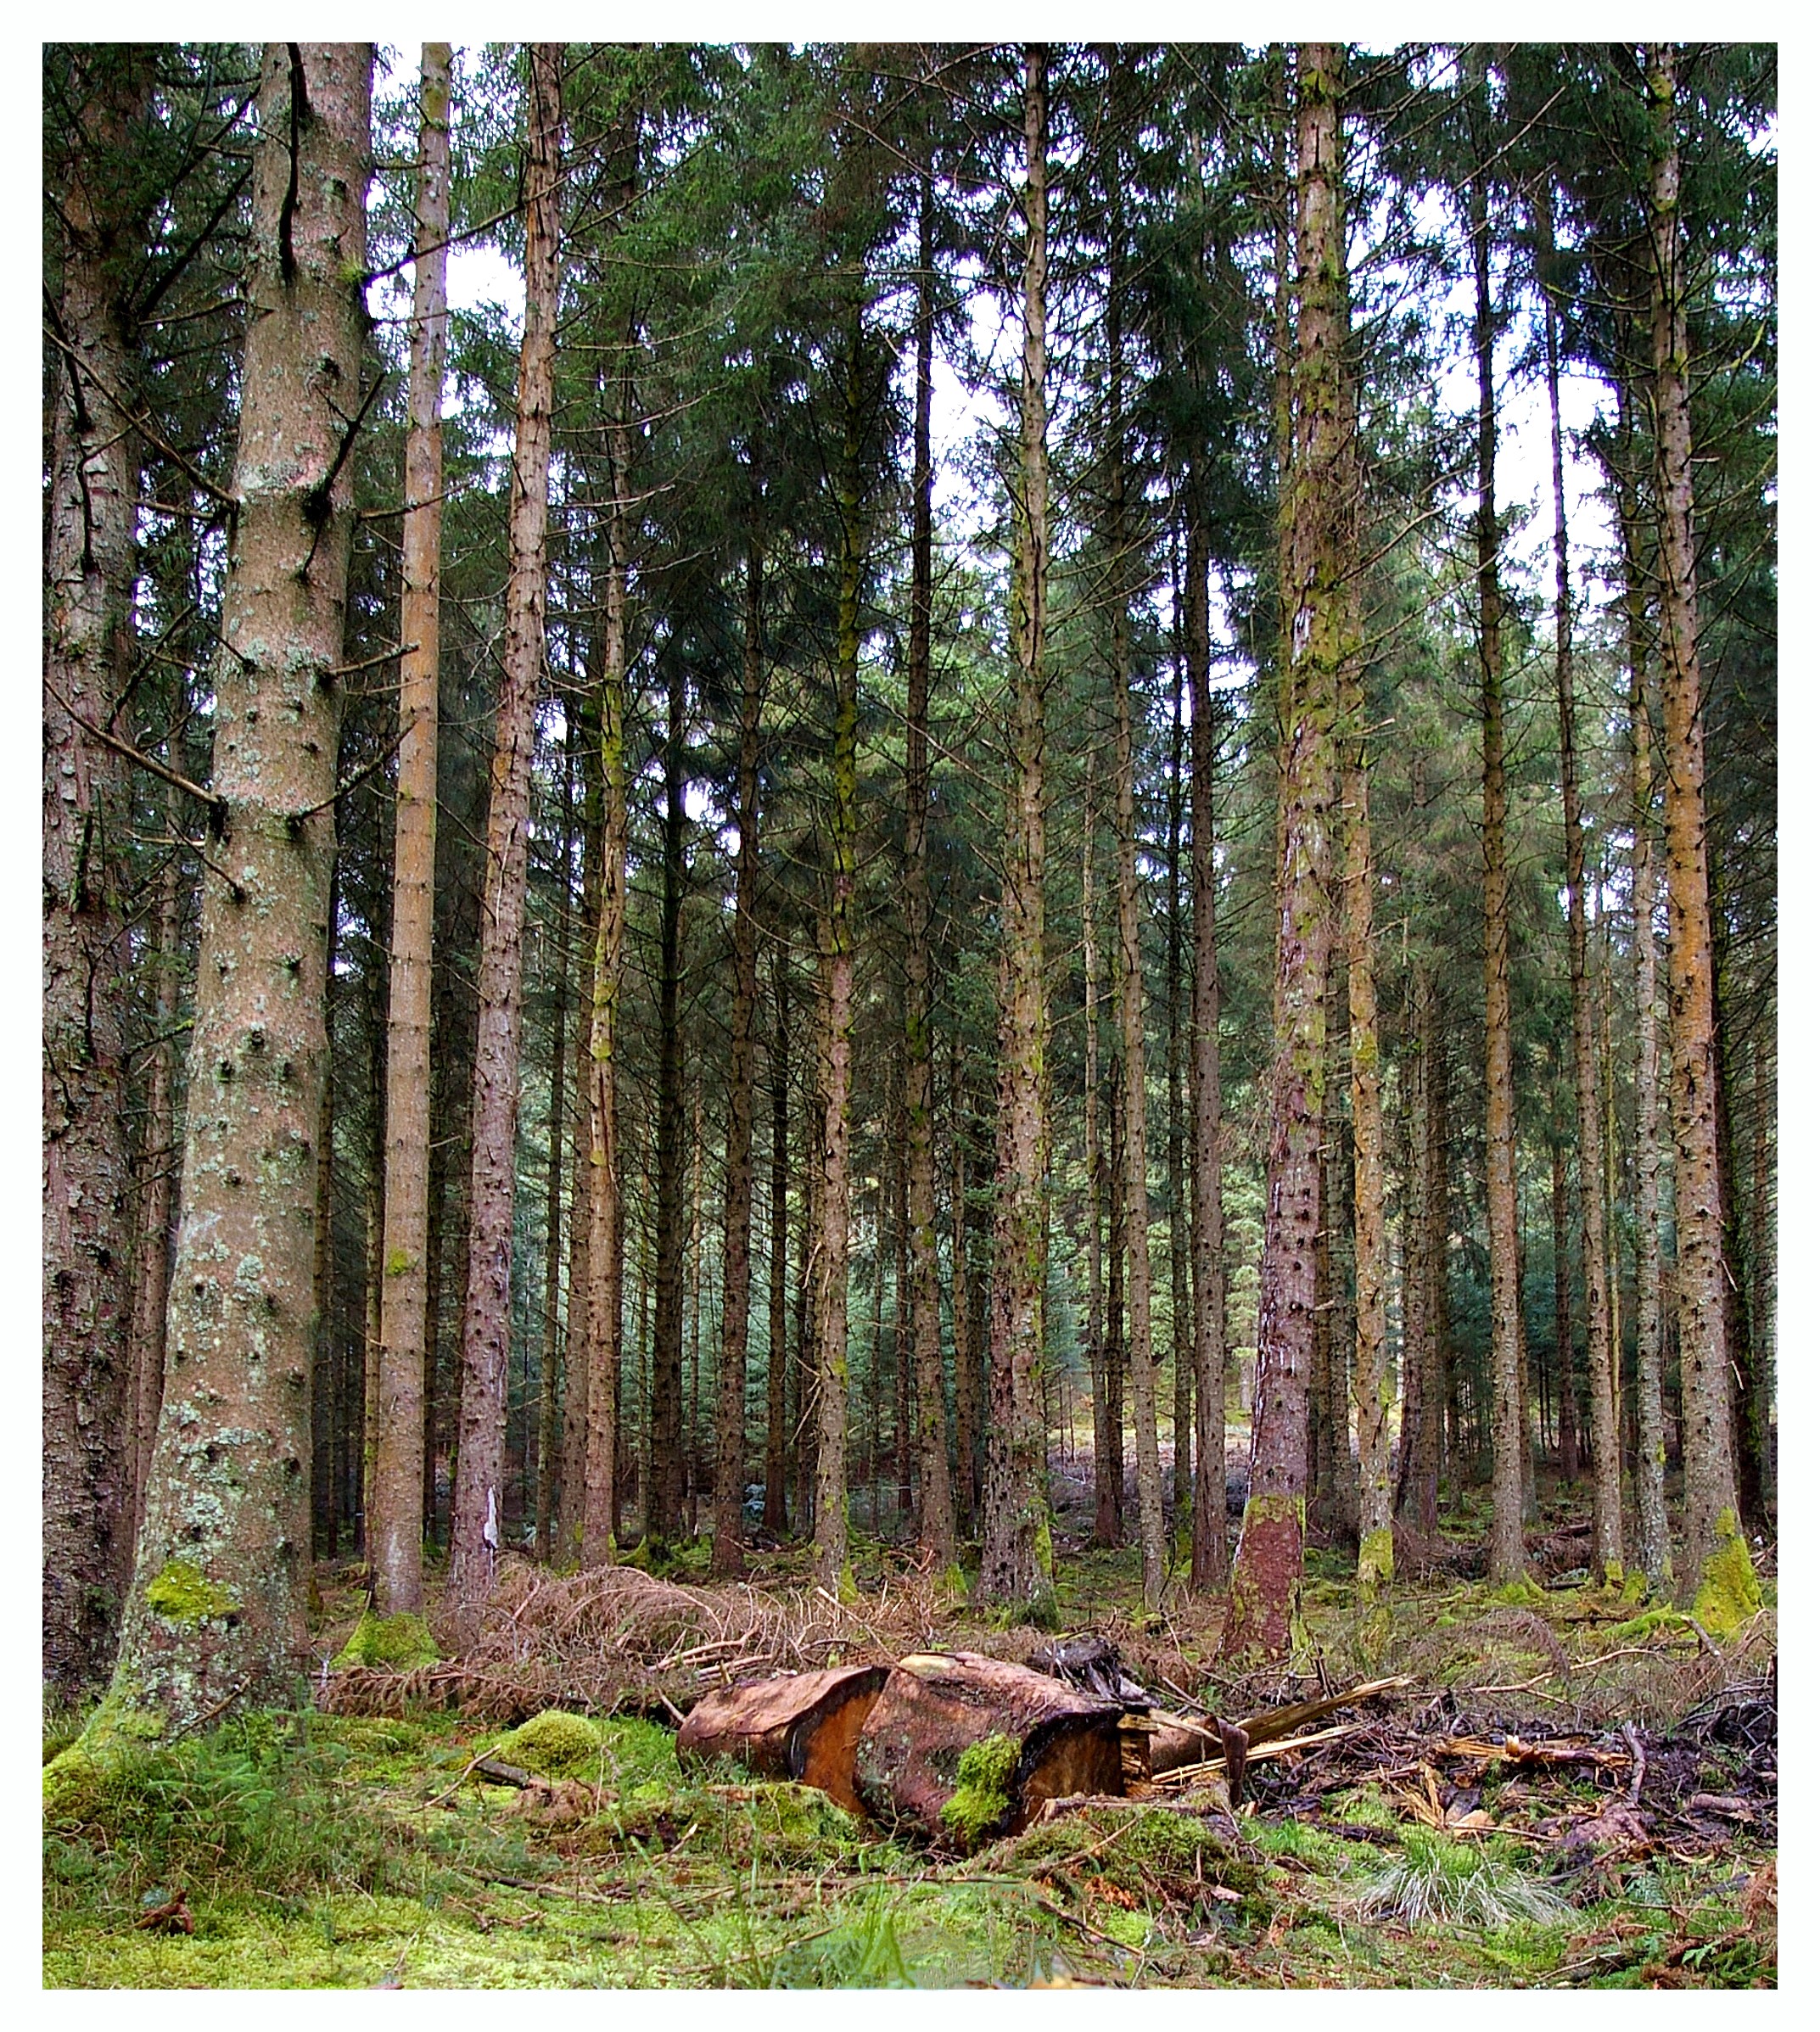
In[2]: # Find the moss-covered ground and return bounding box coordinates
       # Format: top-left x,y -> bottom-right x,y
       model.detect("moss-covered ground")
44,1492 -> 1776,1990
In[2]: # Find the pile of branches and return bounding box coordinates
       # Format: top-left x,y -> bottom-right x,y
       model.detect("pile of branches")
323,1559 -> 960,1722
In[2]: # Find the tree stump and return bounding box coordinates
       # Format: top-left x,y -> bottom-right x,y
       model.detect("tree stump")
853,1650 -> 1125,1848
675,1664 -> 887,1814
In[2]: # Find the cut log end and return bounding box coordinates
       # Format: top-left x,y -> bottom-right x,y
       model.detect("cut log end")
676,1664 -> 887,1815
854,1650 -> 1125,1849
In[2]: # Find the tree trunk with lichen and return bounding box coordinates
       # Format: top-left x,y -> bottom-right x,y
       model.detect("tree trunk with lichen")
371,42 -> 451,1618
451,42 -> 563,1609
1224,43 -> 1344,1660
68,43 -> 372,1747
979,45 -> 1052,1609
42,43 -> 157,1703
1644,43 -> 1752,1604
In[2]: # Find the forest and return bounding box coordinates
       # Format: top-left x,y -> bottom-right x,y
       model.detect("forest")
43,41 -> 1775,1990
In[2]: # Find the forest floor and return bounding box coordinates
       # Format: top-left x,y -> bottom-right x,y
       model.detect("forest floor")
43,1468 -> 1777,1990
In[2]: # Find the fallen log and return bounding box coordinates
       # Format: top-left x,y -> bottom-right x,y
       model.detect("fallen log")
854,1651 -> 1125,1849
675,1664 -> 888,1814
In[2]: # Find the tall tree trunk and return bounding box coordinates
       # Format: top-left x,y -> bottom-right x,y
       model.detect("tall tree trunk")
1082,797 -> 1115,1550
1167,675 -> 1191,1536
650,651 -> 689,1544
1645,43 -> 1750,1595
451,42 -> 563,1606
903,170 -> 958,1566
798,1038 -> 821,1537
1394,982 -> 1438,1533
1225,43 -> 1344,1657
82,44 -> 371,1738
949,1035 -> 980,1535
980,43 -> 1052,1608
1106,213 -> 1166,1608
1184,490 -> 1228,1593
1550,1123 -> 1579,1480
43,45 -> 156,1702
764,938 -> 792,1536
712,537 -> 765,1577
893,1118 -> 913,1518
1106,1054 -> 1128,1542
1341,643 -> 1391,1600
371,42 -> 451,1615
1619,439 -> 1672,1586
131,814 -> 185,1539
813,311 -> 867,1591
313,976 -> 339,1559
1539,196 -> 1621,1580
535,735 -> 574,1559
1470,70 -> 1526,1586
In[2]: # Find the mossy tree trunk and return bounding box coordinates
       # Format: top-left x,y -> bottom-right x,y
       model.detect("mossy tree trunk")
979,45 -> 1052,1609
372,42 -> 451,1617
451,42 -> 563,1608
1081,796 -> 1116,1551
649,652 -> 689,1544
87,42 -> 372,1738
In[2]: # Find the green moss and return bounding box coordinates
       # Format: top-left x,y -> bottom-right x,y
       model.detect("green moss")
1620,1568 -> 1649,1604
939,1733 -> 1020,1851
384,1246 -> 412,1278
332,1611 -> 439,1671
1605,1604 -> 1694,1645
1356,1525 -> 1393,1606
145,1559 -> 238,1626
491,1710 -> 606,1780
1488,1578 -> 1547,1608
1690,1512 -> 1762,1641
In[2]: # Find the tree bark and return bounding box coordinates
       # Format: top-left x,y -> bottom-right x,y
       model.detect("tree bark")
43,44 -> 156,1701
131,808 -> 185,1541
764,938 -> 792,1535
1184,492 -> 1229,1593
949,1036 -> 980,1535
1081,795 -> 1115,1551
1618,436 -> 1672,1585
372,42 -> 451,1615
1470,69 -> 1527,1587
1645,43 -> 1746,1587
451,42 -> 563,1606
90,42 -> 371,1733
1340,635 -> 1390,1599
712,536 -> 765,1577
1224,42 -> 1343,1657
903,168 -> 957,1565
980,44 -> 1052,1608
1167,672 -> 1191,1536
535,734 -> 574,1560
1106,212 -> 1166,1607
649,651 -> 689,1544
1539,194 -> 1621,1580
